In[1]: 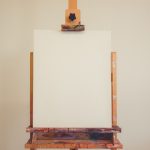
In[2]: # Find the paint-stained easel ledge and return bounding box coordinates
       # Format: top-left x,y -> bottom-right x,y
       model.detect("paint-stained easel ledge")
61,25 -> 85,31
25,138 -> 123,149
26,126 -> 121,133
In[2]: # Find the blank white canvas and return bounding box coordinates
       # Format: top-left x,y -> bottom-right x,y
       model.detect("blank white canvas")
33,30 -> 111,128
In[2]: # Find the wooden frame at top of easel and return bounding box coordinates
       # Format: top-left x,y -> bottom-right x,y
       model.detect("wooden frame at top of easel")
25,52 -> 123,150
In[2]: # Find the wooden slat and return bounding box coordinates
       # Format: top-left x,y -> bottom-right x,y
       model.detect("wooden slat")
111,52 -> 117,126
30,52 -> 33,127
30,52 -> 34,149
26,127 -> 121,133
111,52 -> 118,150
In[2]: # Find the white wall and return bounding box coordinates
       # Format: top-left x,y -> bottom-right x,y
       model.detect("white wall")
0,0 -> 150,150
0,0 -> 33,149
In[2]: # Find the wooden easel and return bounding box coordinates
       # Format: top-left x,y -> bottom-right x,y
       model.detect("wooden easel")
25,52 -> 123,150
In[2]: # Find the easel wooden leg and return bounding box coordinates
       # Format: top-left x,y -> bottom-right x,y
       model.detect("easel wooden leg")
70,148 -> 78,150
111,52 -> 119,150
30,52 -> 35,150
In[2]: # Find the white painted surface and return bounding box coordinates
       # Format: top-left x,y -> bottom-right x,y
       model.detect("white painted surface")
33,30 -> 111,128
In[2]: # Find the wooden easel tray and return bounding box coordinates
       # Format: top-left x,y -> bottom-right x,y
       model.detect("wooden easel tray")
25,137 -> 123,149
25,126 -> 122,149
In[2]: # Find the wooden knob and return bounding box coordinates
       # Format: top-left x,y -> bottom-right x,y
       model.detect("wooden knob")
69,13 -> 76,21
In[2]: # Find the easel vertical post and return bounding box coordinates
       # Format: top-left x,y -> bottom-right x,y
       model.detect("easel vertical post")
111,52 -> 117,150
62,0 -> 84,31
30,52 -> 33,128
65,0 -> 81,26
30,52 -> 35,150
111,52 -> 117,126
68,0 -> 77,9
